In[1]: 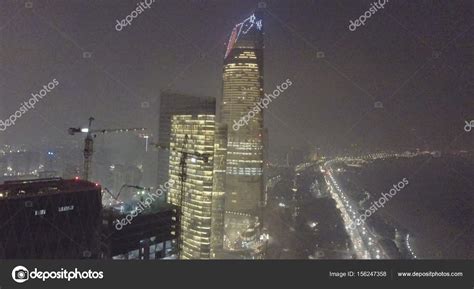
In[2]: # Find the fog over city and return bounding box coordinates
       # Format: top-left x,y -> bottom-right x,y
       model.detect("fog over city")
0,2 -> 472,286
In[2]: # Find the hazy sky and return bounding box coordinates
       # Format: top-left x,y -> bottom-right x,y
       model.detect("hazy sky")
0,0 -> 472,158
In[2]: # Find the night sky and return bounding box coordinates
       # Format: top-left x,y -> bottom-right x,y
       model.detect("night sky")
0,0 -> 472,159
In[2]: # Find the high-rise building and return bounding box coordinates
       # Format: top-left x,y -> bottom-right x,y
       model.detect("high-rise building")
167,115 -> 216,259
102,205 -> 179,260
219,11 -> 265,256
0,178 -> 102,259
157,92 -> 215,188
210,123 -> 227,257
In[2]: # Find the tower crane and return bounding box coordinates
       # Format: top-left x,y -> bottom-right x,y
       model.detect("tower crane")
153,135 -> 210,258
68,117 -> 146,181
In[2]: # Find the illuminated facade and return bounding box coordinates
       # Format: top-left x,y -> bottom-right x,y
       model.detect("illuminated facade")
168,115 -> 216,259
220,11 -> 265,256
210,124 -> 227,257
157,92 -> 215,189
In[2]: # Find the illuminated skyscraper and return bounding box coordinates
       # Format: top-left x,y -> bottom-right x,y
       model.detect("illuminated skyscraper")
157,92 -> 215,189
168,115 -> 217,259
210,123 -> 227,257
220,11 -> 265,256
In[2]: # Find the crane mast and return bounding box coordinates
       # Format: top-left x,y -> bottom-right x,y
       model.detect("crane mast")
83,117 -> 95,181
68,117 -> 146,181
152,135 -> 210,258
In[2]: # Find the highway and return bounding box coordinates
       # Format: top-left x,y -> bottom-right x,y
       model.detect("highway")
323,160 -> 388,259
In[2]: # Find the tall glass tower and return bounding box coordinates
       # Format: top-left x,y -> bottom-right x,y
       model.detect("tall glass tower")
168,115 -> 216,259
219,11 -> 265,257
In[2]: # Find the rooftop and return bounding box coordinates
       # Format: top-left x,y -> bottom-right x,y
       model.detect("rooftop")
0,177 -> 100,200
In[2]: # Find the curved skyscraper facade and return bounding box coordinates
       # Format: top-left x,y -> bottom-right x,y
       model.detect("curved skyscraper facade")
219,11 -> 265,257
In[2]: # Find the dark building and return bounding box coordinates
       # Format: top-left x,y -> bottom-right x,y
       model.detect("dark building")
102,205 -> 179,259
157,91 -> 216,187
0,178 -> 102,259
